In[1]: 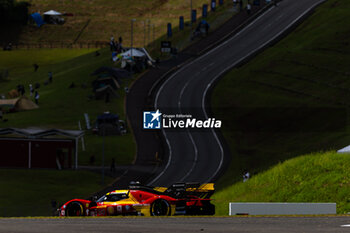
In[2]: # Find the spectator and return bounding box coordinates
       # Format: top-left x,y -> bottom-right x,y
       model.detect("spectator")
48,72 -> 53,83
69,82 -> 76,88
110,35 -> 115,51
246,3 -> 252,14
3,43 -> 12,51
233,0 -> 238,10
243,170 -> 250,182
0,108 -> 3,120
89,154 -> 95,165
211,0 -> 216,11
239,0 -> 243,11
29,84 -> 34,97
33,64 -> 39,72
110,158 -> 116,174
117,42 -> 122,53
34,91 -> 40,104
17,84 -> 25,96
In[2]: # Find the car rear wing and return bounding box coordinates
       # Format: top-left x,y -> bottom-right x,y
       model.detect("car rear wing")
155,182 -> 215,199
128,182 -> 215,199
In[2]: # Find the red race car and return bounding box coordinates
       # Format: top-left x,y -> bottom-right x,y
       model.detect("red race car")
59,182 -> 215,216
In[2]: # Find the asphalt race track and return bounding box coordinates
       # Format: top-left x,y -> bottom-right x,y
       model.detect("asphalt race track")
149,0 -> 326,186
1,216 -> 350,233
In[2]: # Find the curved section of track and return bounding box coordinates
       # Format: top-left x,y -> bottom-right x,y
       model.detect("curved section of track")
149,0 -> 326,186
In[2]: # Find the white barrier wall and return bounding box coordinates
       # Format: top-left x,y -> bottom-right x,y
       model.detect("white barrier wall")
229,203 -> 336,215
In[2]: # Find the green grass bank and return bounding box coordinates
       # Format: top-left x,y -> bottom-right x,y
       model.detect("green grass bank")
213,151 -> 350,215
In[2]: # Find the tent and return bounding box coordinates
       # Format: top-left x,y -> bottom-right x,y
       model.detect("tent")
97,112 -> 119,121
30,13 -> 45,27
43,10 -> 64,24
120,49 -> 146,58
94,85 -> 118,100
43,10 -> 62,16
92,77 -> 120,91
0,96 -> 38,111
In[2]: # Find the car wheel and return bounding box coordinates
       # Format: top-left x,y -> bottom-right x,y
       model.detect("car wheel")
66,201 -> 84,216
202,203 -> 215,215
150,199 -> 171,216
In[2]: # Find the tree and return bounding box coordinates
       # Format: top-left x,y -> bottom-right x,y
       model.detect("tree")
0,0 -> 30,25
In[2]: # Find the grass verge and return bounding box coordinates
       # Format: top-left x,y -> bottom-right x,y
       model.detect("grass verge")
213,151 -> 350,215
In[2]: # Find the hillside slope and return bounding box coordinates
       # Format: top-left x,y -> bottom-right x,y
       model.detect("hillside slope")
213,151 -> 350,215
0,48 -> 135,165
17,0 -> 230,46
212,0 -> 350,188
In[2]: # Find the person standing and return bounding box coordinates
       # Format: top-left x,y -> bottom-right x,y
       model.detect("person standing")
48,71 -> 53,83
29,84 -> 34,96
233,0 -> 238,10
243,170 -> 250,182
239,0 -> 243,11
89,154 -> 95,165
33,64 -> 39,72
110,35 -> 115,51
34,91 -> 40,104
246,3 -> 252,14
211,0 -> 216,11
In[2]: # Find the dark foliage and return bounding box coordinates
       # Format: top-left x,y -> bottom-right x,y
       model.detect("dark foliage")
0,0 -> 30,25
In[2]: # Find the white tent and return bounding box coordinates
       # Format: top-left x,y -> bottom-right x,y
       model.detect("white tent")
140,47 -> 155,62
43,10 -> 62,16
337,145 -> 350,153
121,49 -> 145,58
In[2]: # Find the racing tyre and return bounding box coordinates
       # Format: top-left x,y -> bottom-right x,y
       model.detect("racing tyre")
66,201 -> 84,216
150,199 -> 171,216
202,203 -> 215,215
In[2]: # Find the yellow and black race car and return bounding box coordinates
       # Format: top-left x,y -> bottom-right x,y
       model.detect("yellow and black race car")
59,182 -> 215,216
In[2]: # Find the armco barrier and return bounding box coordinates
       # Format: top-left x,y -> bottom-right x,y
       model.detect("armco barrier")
229,203 -> 336,215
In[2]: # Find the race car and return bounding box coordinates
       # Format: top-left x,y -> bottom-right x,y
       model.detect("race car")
59,182 -> 215,216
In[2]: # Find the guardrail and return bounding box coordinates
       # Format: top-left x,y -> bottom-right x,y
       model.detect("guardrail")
229,202 -> 337,215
